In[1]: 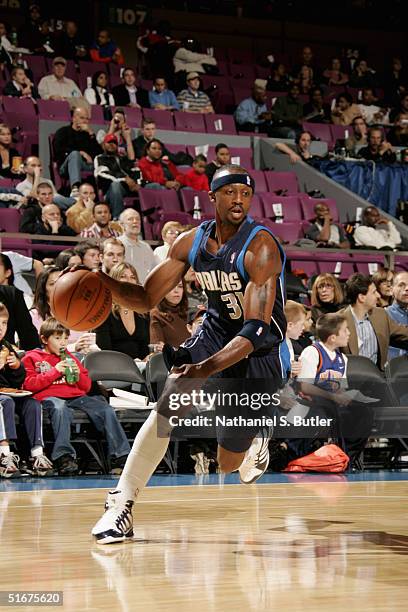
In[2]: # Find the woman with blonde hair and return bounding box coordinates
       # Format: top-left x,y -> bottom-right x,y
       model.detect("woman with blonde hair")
95,262 -> 150,359
154,221 -> 184,263
310,273 -> 344,322
372,268 -> 394,307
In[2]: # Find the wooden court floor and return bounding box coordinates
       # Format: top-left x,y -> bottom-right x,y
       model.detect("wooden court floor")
1,479 -> 408,611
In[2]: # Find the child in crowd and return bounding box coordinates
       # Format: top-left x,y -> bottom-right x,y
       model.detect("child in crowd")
0,302 -> 53,478
22,318 -> 130,476
181,154 -> 210,191
284,300 -> 307,377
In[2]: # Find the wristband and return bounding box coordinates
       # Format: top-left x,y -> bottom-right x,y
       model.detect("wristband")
237,319 -> 269,351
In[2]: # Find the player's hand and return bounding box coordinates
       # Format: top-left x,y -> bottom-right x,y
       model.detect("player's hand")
6,354 -> 20,370
171,362 -> 210,380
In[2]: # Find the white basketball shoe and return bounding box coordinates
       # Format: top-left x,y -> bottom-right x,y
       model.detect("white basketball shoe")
239,426 -> 273,484
92,490 -> 134,544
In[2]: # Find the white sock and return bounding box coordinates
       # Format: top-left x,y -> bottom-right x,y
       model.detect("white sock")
31,446 -> 43,458
116,411 -> 172,503
0,445 -> 11,456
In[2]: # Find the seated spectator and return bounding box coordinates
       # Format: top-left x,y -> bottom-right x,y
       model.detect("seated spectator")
386,272 -> 408,358
84,71 -> 114,118
349,58 -> 378,89
22,318 -> 130,475
284,300 -> 307,377
33,203 -> 76,244
292,305 -> 313,355
303,87 -> 331,123
154,221 -> 184,264
0,124 -> 24,179
138,139 -> 183,190
345,116 -> 368,154
173,39 -> 217,81
149,76 -> 180,110
322,57 -> 349,86
341,273 -> 408,369
74,240 -> 101,270
16,155 -> 74,211
132,118 -> 159,159
80,202 -> 122,240
53,107 -> 101,195
65,182 -> 96,233
20,181 -> 69,234
55,20 -> 88,61
118,210 -> 156,283
354,206 -> 402,250
205,143 -> 231,182
187,307 -> 206,337
0,21 -> 15,67
269,83 -> 304,139
358,128 -> 397,163
54,249 -> 81,269
234,79 -> 271,133
184,267 -> 207,311
96,263 -> 150,360
305,202 -> 349,248
100,237 -> 125,274
1,251 -> 43,303
390,92 -> 408,123
90,29 -> 124,65
3,66 -> 39,99
38,56 -> 83,105
17,3 -> 43,53
358,88 -> 389,125
291,46 -> 322,88
150,281 -> 189,347
266,62 -> 291,92
94,133 -> 141,219
99,108 -> 135,160
112,67 -> 149,108
274,130 -> 314,163
0,281 -> 39,350
383,57 -> 406,107
295,64 -> 315,95
177,72 -> 214,114
331,92 -> 361,125
181,154 -> 209,191
387,113 -> 408,147
373,268 -> 394,307
310,273 -> 345,323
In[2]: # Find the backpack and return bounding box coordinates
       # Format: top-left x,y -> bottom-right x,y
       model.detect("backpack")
283,443 -> 349,473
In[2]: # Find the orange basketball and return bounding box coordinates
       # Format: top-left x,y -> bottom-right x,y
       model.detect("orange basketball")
51,270 -> 112,332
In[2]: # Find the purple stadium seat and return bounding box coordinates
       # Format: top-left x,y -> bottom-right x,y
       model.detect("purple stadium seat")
248,195 -> 264,219
264,171 -> 300,195
3,96 -> 36,117
204,114 -> 237,135
140,79 -> 153,91
255,65 -> 271,79
164,143 -> 187,155
260,221 -> 302,243
145,109 -> 175,130
201,75 -> 231,92
228,147 -> 253,169
228,64 -> 256,80
78,60 -> 107,77
180,190 -> 213,215
260,195 -> 302,221
0,179 -> 14,189
108,63 -> 122,79
90,105 -> 105,123
3,97 -> 38,152
290,259 -> 319,277
22,54 -> 47,83
249,170 -> 268,193
395,257 -> 408,272
187,145 -> 215,160
0,208 -> 31,255
110,74 -> 123,89
303,122 -> 333,148
37,99 -> 71,121
174,112 -> 206,133
232,86 -> 251,106
122,106 -> 143,127
299,196 -> 339,222
318,254 -> 355,279
330,124 -> 350,142
152,212 -> 193,239
216,60 -> 229,75
352,253 -> 384,275
138,188 -> 181,214
228,48 -> 255,64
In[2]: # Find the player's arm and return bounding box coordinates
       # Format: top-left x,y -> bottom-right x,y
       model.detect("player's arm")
185,231 -> 282,378
96,230 -> 195,313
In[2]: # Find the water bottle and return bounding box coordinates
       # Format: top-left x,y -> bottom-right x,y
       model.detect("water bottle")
193,195 -> 201,220
11,29 -> 18,47
59,349 -> 79,385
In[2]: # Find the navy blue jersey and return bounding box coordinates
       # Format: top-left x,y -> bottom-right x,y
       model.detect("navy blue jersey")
188,216 -> 287,356
313,342 -> 346,392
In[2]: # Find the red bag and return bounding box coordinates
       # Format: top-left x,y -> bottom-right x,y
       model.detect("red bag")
283,444 -> 349,473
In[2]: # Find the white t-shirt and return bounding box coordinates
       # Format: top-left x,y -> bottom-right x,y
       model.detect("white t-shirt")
4,250 -> 34,296
154,243 -> 170,264
299,343 -> 348,380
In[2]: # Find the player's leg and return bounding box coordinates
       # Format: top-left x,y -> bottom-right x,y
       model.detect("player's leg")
217,446 -> 247,473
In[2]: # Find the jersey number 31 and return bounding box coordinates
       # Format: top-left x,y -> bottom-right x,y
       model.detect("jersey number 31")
221,292 -> 245,320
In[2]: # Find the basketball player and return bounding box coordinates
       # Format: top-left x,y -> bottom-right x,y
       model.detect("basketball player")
92,165 -> 289,543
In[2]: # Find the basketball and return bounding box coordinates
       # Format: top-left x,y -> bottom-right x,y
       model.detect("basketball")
51,269 -> 112,332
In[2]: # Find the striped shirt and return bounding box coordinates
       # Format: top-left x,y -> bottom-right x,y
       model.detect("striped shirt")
80,222 -> 121,240
350,307 -> 378,365
176,88 -> 212,113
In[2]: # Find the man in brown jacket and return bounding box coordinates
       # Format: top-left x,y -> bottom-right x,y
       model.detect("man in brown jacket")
341,273 -> 408,370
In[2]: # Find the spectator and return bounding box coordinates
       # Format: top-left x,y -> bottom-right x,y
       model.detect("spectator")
112,67 -> 149,108
322,57 -> 349,86
270,83 -> 304,139
17,3 -> 43,52
292,305 -> 313,355
90,29 -> 124,65
390,93 -> 408,124
331,92 -> 361,125
84,71 -> 114,118
354,206 -> 402,250
0,22 -> 15,67
349,58 -> 378,89
284,300 -> 307,377
303,87 -> 331,123
150,281 -> 189,347
100,108 -> 135,160
65,182 -> 96,233
295,64 -> 315,95
154,221 -> 184,264
55,20 -> 88,61
184,267 -> 207,312
358,128 -> 397,163
80,202 -> 122,240
177,72 -> 214,114
358,88 -> 389,125
3,66 -> 39,99
138,139 -> 183,190
149,76 -> 180,110
341,273 -> 408,369
205,143 -> 231,182
386,272 -> 408,358
53,107 -> 101,195
234,80 -> 270,133
118,210 -> 156,283
181,154 -> 209,191
173,40 -> 217,80
1,251 -> 43,301
274,130 -> 314,163
0,124 -> 23,179
187,307 -> 206,337
310,273 -> 344,323
74,240 -> 100,270
345,116 -> 368,154
96,263 -> 150,360
33,204 -> 76,247
94,133 -> 141,219
38,56 -> 82,104
0,283 -> 39,350
383,57 -> 407,106
16,155 -> 74,211
54,249 -> 81,269
22,318 -> 130,475
132,118 -> 157,159
100,238 -> 125,274
305,202 -> 349,248
291,46 -> 322,87
20,182 -> 69,234
388,113 -> 408,148
373,268 -> 394,307
267,62 -> 291,92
